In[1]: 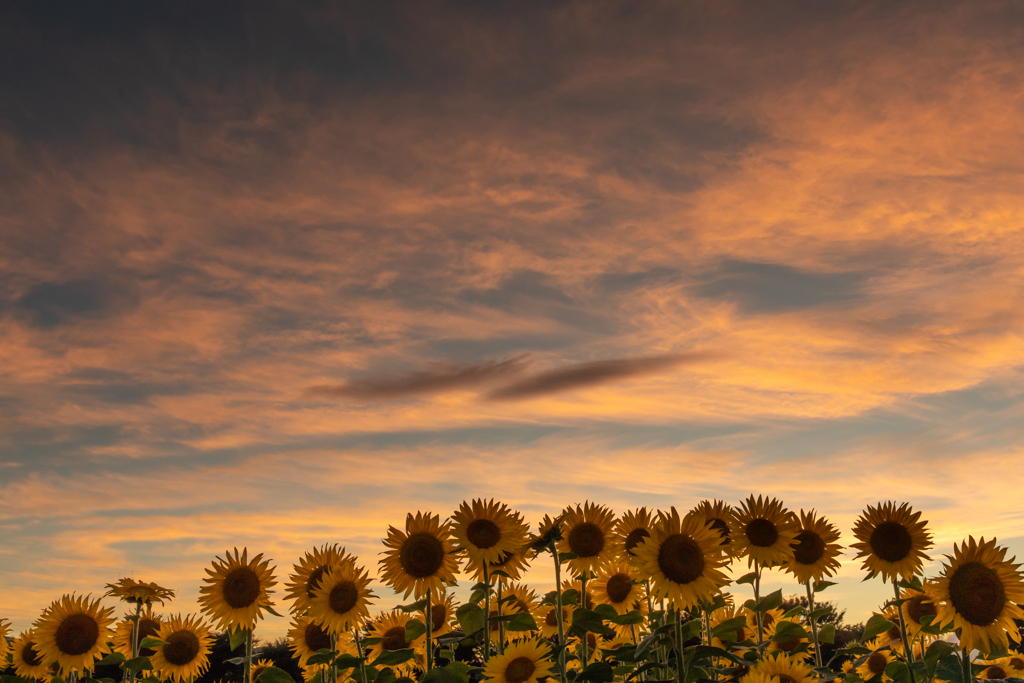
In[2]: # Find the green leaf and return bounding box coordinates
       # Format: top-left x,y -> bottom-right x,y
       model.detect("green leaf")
772,621 -> 808,643
258,667 -> 297,683
468,588 -> 489,605
139,637 -> 167,649
712,615 -> 749,639
736,572 -> 758,586
335,654 -> 366,670
924,640 -> 957,681
562,588 -> 580,606
98,652 -> 127,666
490,569 -> 512,580
813,580 -> 837,592
574,662 -> 614,683
568,609 -> 615,637
809,607 -> 832,621
375,668 -> 396,683
634,623 -> 676,657
753,589 -> 784,613
306,672 -> 323,683
264,605 -> 285,618
783,605 -> 806,619
885,661 -> 911,683
405,618 -> 427,642
862,614 -> 896,642
373,649 -> 416,667
456,603 -> 485,638
680,617 -> 703,643
594,604 -> 618,620
505,612 -> 539,632
398,599 -> 428,613
124,657 -> 154,673
306,649 -> 337,666
560,552 -> 579,561
818,624 -> 836,645
229,628 -> 248,652
225,657 -> 247,666
684,645 -> 749,667
610,610 -> 644,626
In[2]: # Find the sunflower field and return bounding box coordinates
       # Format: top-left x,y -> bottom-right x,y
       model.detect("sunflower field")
3,498 -> 1023,683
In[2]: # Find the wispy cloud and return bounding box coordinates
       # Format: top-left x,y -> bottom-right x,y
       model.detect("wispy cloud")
487,352 -> 722,400
305,355 -> 529,400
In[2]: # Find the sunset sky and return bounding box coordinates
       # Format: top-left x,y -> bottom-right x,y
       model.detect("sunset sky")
3,1 -> 1024,639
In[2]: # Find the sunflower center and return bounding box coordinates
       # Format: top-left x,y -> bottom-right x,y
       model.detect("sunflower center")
223,567 -> 261,608
586,633 -> 597,650
869,521 -> 913,562
492,551 -> 515,568
23,643 -> 42,666
792,530 -> 826,565
163,630 -> 200,666
505,655 -> 536,683
777,638 -> 800,652
568,522 -> 605,558
746,519 -> 778,548
1010,657 -> 1024,670
329,580 -> 359,615
466,519 -> 502,550
710,518 -> 731,545
606,573 -> 633,604
514,599 -> 531,615
886,621 -> 902,642
657,533 -> 705,584
625,528 -> 651,554
431,603 -> 447,631
905,595 -> 937,624
305,622 -> 333,652
948,561 -> 1006,625
306,566 -> 328,598
987,667 -> 1008,679
55,613 -> 100,656
382,626 -> 407,651
545,608 -> 567,627
735,626 -> 748,642
777,676 -> 797,683
400,532 -> 445,578
867,652 -> 888,675
138,618 -> 161,657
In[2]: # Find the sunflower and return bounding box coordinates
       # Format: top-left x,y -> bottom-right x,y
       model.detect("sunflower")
561,579 -> 595,610
453,499 -> 530,571
105,578 -> 175,606
688,500 -> 737,557
380,512 -> 459,599
12,630 -> 52,680
897,586 -> 939,641
0,619 -> 9,663
148,613 -> 214,683
631,507 -> 729,609
855,638 -> 894,681
730,495 -> 798,568
469,549 -> 532,584
877,606 -> 908,650
612,508 -> 656,562
765,619 -> 811,662
198,548 -> 277,630
505,583 -> 539,619
288,615 -> 339,666
851,502 -> 932,582
928,536 -> 1024,654
783,510 -> 843,584
977,657 -> 1017,680
421,590 -> 459,638
250,658 -> 275,683
34,594 -> 115,675
481,638 -> 554,683
567,632 -> 604,666
482,589 -> 529,644
592,562 -> 644,615
366,611 -> 426,671
557,502 -> 617,576
284,544 -> 357,614
112,608 -> 163,659
745,605 -> 784,633
841,660 -> 854,674
307,561 -> 375,635
526,514 -> 564,556
709,603 -> 752,649
537,602 -> 574,639
1008,656 -> 1024,674
753,651 -> 818,683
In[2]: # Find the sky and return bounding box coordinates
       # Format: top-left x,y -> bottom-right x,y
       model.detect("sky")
2,0 -> 1024,640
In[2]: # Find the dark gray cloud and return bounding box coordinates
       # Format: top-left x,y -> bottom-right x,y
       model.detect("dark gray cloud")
13,278 -> 138,328
692,259 -> 868,313
487,352 -> 720,400
305,355 -> 530,400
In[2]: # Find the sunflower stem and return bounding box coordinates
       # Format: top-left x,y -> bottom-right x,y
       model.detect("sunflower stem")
130,602 -> 142,683
753,561 -> 764,647
674,607 -> 684,683
244,628 -> 253,683
425,594 -> 433,672
703,603 -> 716,682
330,633 -> 338,683
893,580 -> 917,683
962,647 -> 973,683
551,540 -> 568,683
497,580 -> 504,656
580,573 -> 589,666
353,627 -> 368,683
483,561 -> 491,663
805,582 -> 822,669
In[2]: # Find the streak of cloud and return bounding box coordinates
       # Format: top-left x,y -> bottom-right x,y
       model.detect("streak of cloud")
305,355 -> 529,400
487,352 -> 722,400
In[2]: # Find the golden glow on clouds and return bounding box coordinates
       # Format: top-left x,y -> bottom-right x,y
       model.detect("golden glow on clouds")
2,1 -> 1024,638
